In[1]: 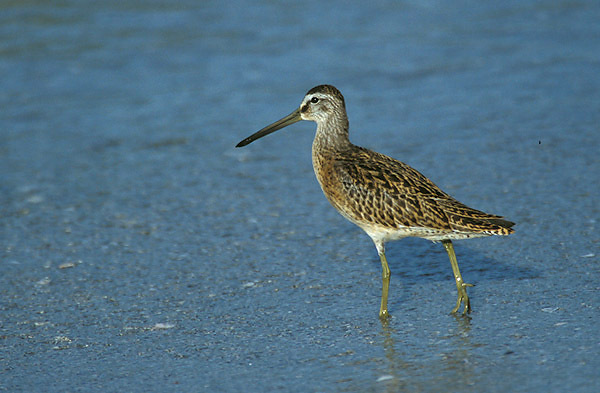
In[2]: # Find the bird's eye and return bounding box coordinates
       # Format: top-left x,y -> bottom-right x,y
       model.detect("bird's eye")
311,97 -> 319,104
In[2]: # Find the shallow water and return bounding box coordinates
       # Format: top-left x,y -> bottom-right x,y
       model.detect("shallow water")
1,1 -> 599,392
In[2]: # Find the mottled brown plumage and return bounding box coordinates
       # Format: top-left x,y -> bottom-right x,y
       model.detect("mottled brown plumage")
317,145 -> 514,240
236,84 -> 514,320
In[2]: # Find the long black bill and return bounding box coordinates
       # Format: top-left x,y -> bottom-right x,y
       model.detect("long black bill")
236,109 -> 302,147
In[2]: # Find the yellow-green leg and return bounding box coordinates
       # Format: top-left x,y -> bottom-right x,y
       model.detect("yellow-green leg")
442,240 -> 473,314
374,241 -> 391,320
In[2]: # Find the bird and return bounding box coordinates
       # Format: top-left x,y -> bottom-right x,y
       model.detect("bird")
236,85 -> 514,320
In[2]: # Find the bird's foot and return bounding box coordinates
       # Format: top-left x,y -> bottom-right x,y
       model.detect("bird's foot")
379,309 -> 391,321
450,282 -> 474,315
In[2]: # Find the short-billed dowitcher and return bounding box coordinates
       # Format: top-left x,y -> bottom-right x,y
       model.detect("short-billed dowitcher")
236,85 -> 514,320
